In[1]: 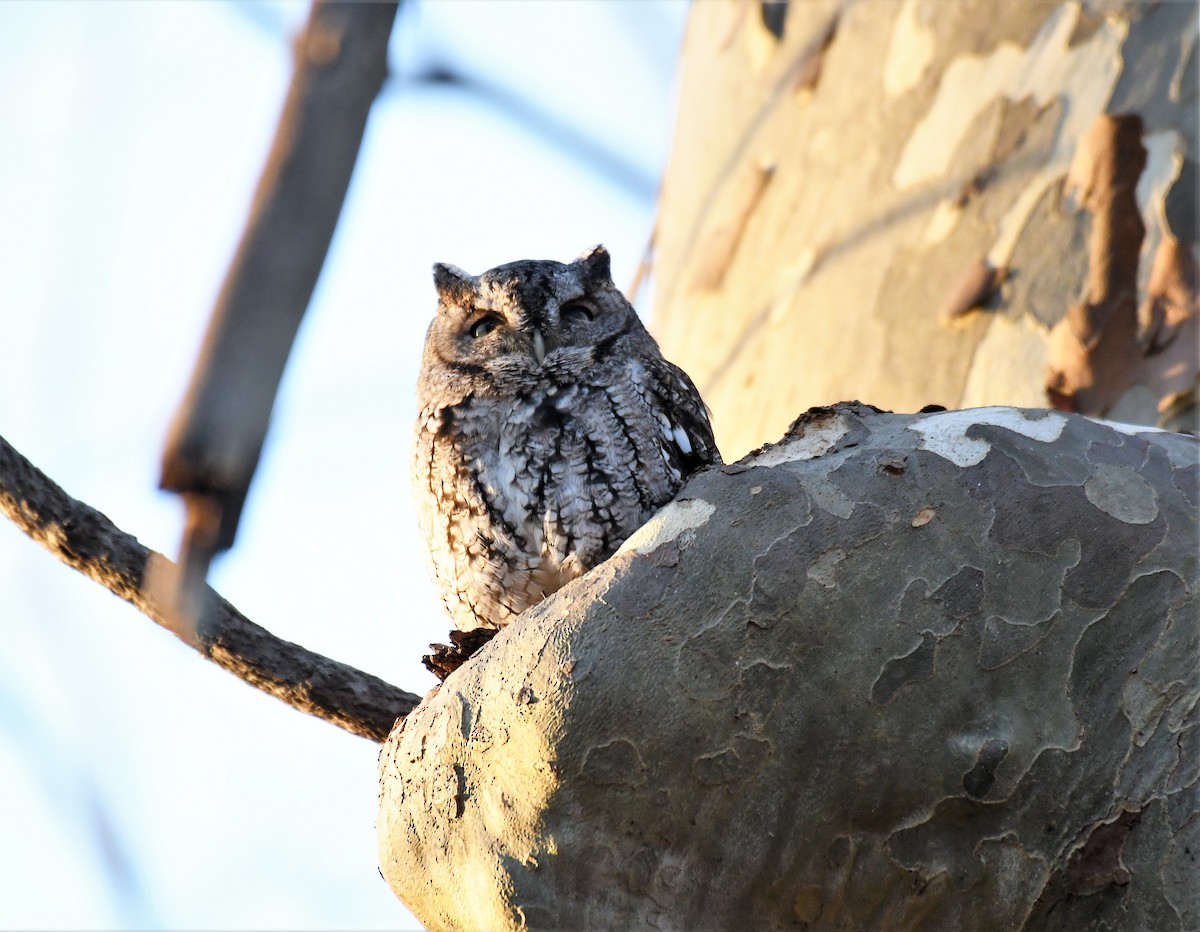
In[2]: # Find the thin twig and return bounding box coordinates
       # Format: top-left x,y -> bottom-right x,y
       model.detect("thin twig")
1,434 -> 419,742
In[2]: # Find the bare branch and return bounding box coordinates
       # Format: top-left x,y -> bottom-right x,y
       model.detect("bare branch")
160,0 -> 399,587
404,62 -> 657,202
1,433 -> 419,742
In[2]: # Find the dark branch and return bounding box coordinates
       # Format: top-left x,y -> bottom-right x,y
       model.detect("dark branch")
1,433 -> 419,742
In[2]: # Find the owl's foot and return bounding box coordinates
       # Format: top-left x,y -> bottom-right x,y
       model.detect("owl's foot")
423,627 -> 499,681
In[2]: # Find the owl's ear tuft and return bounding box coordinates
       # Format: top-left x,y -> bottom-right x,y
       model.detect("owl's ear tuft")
433,262 -> 474,300
576,245 -> 612,286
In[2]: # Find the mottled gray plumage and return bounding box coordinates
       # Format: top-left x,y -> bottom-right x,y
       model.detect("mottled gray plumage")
413,245 -> 720,631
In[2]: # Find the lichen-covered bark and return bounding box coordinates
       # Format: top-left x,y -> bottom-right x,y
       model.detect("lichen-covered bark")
653,1 -> 1198,460
378,403 -> 1198,930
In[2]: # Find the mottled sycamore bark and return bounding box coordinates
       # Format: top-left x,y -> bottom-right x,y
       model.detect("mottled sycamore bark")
652,1 -> 1197,460
378,2 -> 1198,927
379,404 -> 1198,930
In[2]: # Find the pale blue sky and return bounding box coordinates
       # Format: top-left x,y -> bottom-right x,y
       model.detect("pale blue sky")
0,2 -> 688,927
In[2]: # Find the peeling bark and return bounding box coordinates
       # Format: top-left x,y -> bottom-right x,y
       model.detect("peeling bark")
653,1 -> 1199,459
1047,114 -> 1147,414
378,403 -> 1198,931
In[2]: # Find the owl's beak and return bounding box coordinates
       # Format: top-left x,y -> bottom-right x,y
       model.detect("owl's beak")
532,329 -> 547,365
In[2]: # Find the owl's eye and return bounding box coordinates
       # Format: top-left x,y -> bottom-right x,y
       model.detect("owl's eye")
560,301 -> 594,325
469,315 -> 503,339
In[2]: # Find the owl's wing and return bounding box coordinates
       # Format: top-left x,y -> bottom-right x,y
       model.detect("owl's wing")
650,360 -> 722,473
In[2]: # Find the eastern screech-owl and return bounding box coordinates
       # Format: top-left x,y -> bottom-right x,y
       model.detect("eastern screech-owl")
413,245 -> 720,632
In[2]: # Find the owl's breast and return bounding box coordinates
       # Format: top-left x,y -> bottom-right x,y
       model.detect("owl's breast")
413,358 -> 711,631
482,381 -> 675,568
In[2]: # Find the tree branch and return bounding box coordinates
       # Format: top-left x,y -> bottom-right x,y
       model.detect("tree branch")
159,1 -> 400,613
1,433 -> 419,742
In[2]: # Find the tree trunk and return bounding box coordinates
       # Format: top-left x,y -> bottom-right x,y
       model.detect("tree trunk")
378,404 -> 1198,930
377,3 -> 1199,927
652,0 -> 1198,460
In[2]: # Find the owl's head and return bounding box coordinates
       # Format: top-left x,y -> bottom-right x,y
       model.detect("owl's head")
418,245 -> 647,405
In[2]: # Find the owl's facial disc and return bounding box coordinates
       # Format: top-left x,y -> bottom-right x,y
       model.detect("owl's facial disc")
463,306 -> 551,367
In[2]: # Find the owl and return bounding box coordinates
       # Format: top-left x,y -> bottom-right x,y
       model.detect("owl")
413,245 -> 720,633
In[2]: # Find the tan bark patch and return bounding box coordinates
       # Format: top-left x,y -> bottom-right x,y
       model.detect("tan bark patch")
1046,114 -> 1147,413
